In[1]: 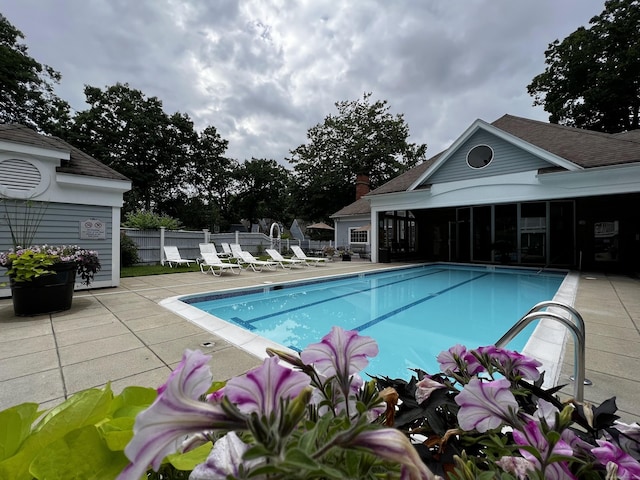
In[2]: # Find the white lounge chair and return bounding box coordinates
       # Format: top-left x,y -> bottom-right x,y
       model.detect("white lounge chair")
200,242 -> 231,259
221,243 -> 233,257
291,245 -> 328,266
199,252 -> 241,276
230,243 -> 245,262
238,251 -> 277,272
265,249 -> 307,269
163,246 -> 194,267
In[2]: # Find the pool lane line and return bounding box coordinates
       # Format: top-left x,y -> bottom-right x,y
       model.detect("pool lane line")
222,268 -> 448,328
353,272 -> 491,333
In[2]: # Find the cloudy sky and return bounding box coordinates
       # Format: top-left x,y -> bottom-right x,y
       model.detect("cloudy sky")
3,0 -> 606,166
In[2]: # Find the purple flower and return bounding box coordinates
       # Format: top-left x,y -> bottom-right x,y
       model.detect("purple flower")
189,431 -> 259,480
495,456 -> 533,479
349,429 -> 439,480
225,355 -> 310,416
436,344 -> 483,376
611,422 -> 640,459
455,378 -> 518,432
591,439 -> 640,480
415,376 -> 446,404
473,346 -> 542,381
512,420 -> 575,480
301,326 -> 378,378
118,350 -> 243,480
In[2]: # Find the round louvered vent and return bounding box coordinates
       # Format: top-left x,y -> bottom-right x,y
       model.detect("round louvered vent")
0,158 -> 46,197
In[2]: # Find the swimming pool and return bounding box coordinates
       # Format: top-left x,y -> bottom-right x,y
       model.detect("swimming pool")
170,264 -> 572,380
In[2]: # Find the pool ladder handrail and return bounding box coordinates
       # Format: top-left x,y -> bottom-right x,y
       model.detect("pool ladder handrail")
495,301 -> 587,402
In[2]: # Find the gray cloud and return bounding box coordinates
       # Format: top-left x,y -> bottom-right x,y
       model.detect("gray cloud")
2,0 -> 605,164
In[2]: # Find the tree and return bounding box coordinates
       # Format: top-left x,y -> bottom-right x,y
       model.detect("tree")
189,126 -> 237,231
0,14 -> 70,134
289,93 -> 427,222
66,83 -> 200,213
230,158 -> 293,226
527,0 -> 640,133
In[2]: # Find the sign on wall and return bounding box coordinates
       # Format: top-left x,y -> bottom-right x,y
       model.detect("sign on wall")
80,218 -> 106,240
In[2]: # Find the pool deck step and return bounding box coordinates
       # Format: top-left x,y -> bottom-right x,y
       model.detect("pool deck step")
0,264 -> 638,424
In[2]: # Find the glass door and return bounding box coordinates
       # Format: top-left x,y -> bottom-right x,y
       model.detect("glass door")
520,202 -> 547,264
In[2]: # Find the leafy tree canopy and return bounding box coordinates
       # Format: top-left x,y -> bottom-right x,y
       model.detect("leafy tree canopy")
0,14 -> 70,135
528,0 -> 640,132
65,83 -> 230,217
230,158 -> 294,226
289,93 -> 427,222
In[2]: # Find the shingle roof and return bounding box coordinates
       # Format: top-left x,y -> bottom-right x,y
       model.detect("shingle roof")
367,114 -> 640,197
491,114 -> 640,168
0,124 -> 130,182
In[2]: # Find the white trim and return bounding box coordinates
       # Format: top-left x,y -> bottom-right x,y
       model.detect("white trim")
0,140 -> 70,160
408,119 -> 582,191
111,207 -> 122,287
55,173 -> 131,193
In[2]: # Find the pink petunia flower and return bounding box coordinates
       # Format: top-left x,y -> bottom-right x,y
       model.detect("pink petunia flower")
455,378 -> 518,432
225,355 -> 310,416
301,326 -> 378,379
415,376 -> 447,404
118,350 -> 243,480
591,439 -> 640,480
512,419 -> 576,480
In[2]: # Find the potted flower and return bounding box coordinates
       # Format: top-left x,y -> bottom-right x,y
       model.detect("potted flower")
322,245 -> 336,260
0,245 -> 101,316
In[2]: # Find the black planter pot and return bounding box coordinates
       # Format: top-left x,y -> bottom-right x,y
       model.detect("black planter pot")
10,262 -> 77,316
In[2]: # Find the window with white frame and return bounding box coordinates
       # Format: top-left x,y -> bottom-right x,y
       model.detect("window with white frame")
349,227 -> 369,244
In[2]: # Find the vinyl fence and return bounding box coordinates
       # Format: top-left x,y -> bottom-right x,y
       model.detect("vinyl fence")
122,227 -> 334,265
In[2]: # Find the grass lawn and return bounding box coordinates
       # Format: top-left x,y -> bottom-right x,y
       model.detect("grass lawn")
120,264 -> 203,277
121,258 -> 250,277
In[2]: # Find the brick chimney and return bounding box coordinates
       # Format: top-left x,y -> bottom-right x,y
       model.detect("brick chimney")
355,174 -> 370,200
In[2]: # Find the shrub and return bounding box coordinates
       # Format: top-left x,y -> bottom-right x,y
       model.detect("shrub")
123,210 -> 182,230
120,232 -> 140,267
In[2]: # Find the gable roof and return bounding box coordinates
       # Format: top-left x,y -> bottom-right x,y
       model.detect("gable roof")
369,114 -> 640,197
0,124 -> 130,182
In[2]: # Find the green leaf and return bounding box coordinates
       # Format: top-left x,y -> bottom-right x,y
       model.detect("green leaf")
167,442 -> 212,470
99,417 -> 135,451
243,444 -> 272,461
0,387 -> 114,479
283,447 -> 319,470
110,385 -> 156,419
29,425 -> 129,480
0,403 -> 40,461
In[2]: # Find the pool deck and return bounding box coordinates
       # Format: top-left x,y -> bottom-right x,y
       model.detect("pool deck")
1,261 -> 639,424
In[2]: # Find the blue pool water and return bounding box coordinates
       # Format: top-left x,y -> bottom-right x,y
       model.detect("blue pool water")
184,265 -> 566,379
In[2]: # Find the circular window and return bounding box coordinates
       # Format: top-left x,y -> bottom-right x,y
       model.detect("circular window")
466,145 -> 494,169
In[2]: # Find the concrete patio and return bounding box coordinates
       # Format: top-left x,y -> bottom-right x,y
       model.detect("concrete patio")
0,262 -> 638,424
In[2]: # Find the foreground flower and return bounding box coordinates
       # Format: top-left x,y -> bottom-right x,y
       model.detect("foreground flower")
189,431 -> 259,480
301,326 -> 379,378
118,350 -> 244,480
591,439 -> 640,480
349,428 -> 440,480
436,344 -> 482,376
495,456 -> 533,479
512,419 -> 575,480
455,378 -> 518,432
474,345 -> 542,381
415,376 -> 446,404
225,355 -> 310,416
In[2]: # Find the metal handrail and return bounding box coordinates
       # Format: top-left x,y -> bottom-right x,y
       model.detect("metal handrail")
495,301 -> 587,402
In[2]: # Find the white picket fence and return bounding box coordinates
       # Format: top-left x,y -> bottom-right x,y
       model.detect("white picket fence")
121,227 -> 334,265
